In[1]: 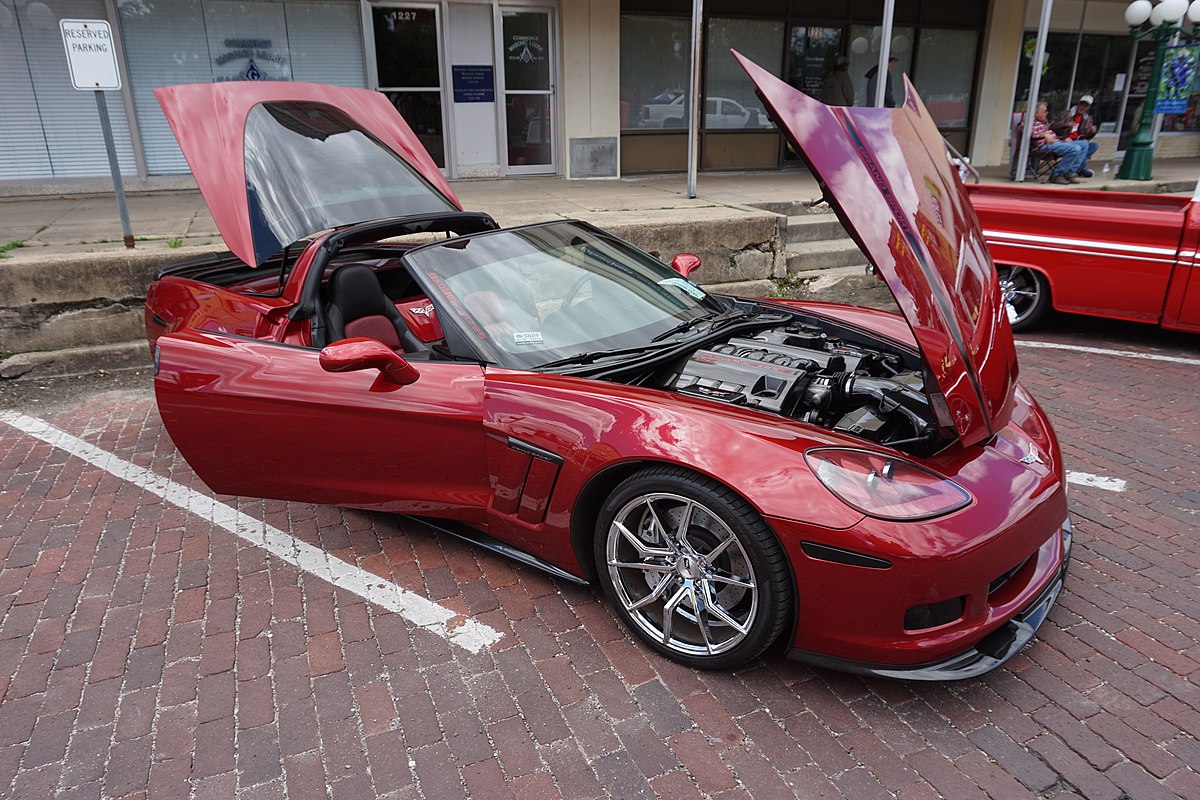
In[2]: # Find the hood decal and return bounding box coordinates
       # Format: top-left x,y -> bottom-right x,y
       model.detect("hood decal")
733,51 -> 1016,446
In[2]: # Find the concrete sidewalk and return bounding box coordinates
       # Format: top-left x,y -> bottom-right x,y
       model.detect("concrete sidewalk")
4,161 -> 1199,265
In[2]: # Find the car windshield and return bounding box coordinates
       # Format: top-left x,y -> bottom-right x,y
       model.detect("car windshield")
404,221 -> 721,370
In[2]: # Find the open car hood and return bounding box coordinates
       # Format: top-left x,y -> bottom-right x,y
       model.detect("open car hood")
734,52 -> 1016,447
155,82 -> 461,268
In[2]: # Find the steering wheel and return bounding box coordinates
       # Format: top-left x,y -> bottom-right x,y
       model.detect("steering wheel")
560,273 -> 594,311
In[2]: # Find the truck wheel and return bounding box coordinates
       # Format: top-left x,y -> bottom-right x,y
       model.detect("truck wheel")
997,265 -> 1050,331
594,466 -> 791,670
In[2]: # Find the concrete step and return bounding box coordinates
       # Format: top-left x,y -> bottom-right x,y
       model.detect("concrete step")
785,213 -> 850,246
775,266 -> 900,313
786,239 -> 867,274
0,340 -> 149,380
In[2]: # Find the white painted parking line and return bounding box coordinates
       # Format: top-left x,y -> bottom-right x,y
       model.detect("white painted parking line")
1067,471 -> 1127,493
0,410 -> 503,654
1017,340 -> 1200,366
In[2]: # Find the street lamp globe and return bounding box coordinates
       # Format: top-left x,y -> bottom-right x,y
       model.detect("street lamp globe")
1163,0 -> 1190,18
1152,0 -> 1189,24
1188,0 -> 1200,23
1125,0 -> 1153,25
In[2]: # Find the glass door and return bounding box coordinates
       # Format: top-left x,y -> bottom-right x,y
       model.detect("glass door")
372,5 -> 446,168
499,10 -> 555,173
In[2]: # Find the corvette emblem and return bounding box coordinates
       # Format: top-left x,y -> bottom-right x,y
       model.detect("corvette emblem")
1019,445 -> 1044,466
409,304 -> 434,317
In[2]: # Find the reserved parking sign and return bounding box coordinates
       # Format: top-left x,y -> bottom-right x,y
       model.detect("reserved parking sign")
60,19 -> 121,90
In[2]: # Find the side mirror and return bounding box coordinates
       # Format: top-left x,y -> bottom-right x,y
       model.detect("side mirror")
671,253 -> 701,279
319,338 -> 420,386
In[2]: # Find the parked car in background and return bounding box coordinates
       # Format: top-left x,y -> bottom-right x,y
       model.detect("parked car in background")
145,66 -> 1069,680
968,183 -> 1200,332
641,94 -> 766,129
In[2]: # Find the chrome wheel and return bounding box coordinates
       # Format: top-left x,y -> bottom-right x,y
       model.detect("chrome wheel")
997,265 -> 1050,331
606,492 -> 758,657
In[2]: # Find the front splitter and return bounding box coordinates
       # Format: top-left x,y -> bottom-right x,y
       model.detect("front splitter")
788,516 -> 1072,682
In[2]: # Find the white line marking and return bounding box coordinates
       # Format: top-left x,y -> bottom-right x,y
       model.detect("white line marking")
1016,340 -> 1200,366
1067,471 -> 1127,493
0,410 -> 503,654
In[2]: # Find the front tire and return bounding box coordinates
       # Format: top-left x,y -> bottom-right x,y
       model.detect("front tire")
997,265 -> 1051,331
594,466 -> 792,670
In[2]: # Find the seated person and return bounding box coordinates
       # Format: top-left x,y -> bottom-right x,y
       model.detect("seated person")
1030,102 -> 1088,184
1051,95 -> 1100,177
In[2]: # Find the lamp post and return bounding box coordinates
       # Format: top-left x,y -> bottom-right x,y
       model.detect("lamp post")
1118,0 -> 1200,180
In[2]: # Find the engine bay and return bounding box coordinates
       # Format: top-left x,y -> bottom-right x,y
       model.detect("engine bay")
663,321 -> 944,454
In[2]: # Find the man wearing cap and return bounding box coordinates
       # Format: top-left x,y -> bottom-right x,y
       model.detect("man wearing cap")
1052,96 -> 1100,177
865,55 -> 898,108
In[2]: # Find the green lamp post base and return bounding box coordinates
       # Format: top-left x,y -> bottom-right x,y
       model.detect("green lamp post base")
1118,142 -> 1156,180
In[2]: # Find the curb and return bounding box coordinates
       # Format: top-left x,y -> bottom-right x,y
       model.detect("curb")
0,341 -> 150,380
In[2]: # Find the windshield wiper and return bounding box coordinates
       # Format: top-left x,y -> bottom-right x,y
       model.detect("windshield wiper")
650,312 -> 717,342
651,308 -> 761,342
537,344 -> 673,371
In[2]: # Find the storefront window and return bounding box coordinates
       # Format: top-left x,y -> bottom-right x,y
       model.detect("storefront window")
1014,32 -> 1131,129
1160,47 -> 1200,132
373,7 -> 439,87
1119,45 -> 1155,151
705,18 -> 783,129
620,16 -> 690,131
913,29 -> 977,128
848,25 -> 914,108
118,0 -> 366,175
788,26 -> 843,99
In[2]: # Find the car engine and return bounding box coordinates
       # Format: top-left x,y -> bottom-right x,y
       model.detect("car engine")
666,324 -> 938,449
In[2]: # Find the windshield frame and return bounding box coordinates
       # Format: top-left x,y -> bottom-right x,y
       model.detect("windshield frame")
400,220 -> 724,370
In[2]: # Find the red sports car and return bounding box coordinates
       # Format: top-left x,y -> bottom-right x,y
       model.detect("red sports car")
145,54 -> 1070,679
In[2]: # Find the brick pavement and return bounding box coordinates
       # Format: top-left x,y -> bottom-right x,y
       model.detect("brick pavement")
0,328 -> 1197,799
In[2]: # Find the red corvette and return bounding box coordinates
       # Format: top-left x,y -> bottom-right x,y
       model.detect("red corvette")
145,54 -> 1070,678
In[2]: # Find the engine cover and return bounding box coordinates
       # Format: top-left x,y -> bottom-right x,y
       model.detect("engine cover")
667,328 -> 936,449
671,346 -> 813,414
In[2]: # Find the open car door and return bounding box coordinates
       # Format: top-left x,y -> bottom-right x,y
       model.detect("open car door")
153,330 -> 489,521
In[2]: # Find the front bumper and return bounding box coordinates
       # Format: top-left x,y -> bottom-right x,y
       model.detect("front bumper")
787,515 -> 1072,681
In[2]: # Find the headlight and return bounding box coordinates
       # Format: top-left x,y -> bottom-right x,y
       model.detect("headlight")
804,447 -> 971,521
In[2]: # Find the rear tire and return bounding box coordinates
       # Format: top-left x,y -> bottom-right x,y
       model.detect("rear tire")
594,466 -> 792,670
997,265 -> 1050,331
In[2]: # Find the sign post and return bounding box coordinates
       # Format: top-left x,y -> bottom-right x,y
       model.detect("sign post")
60,19 -> 134,248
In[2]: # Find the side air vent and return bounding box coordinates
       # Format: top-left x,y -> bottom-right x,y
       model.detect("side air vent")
800,541 -> 892,569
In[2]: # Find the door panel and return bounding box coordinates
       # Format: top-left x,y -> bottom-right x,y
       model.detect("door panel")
1165,203 -> 1200,331
154,330 -> 489,520
1174,263 -> 1200,330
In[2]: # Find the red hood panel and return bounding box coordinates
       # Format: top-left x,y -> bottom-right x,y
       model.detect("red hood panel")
155,82 -> 461,268
734,52 -> 1016,446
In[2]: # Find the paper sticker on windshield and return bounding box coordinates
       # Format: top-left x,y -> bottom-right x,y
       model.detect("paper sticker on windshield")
659,277 -> 706,299
514,331 -> 544,346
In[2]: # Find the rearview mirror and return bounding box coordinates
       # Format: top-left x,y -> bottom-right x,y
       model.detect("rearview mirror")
671,253 -> 701,279
319,338 -> 420,386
